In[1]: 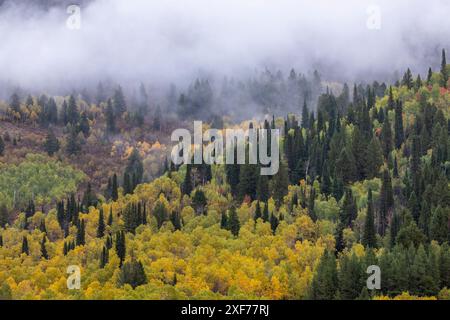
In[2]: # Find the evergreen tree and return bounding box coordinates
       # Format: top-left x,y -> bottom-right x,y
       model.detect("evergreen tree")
78,112 -> 90,138
0,204 -> 8,228
40,235 -> 48,260
100,246 -> 109,268
111,174 -> 118,201
366,136 -> 383,179
43,128 -> 60,156
105,98 -> 116,134
338,253 -> 364,300
182,165 -> 193,195
269,213 -> 279,233
125,148 -> 144,189
381,115 -> 393,158
0,136 -> 4,156
113,86 -> 127,116
394,101 -> 405,149
65,126 -> 81,155
256,174 -> 269,202
21,236 -> 29,255
115,230 -> 126,267
379,170 -> 394,235
192,190 -> 207,215
309,250 -> 338,300
262,202 -> 269,222
270,159 -> 289,207
254,201 -> 262,221
220,211 -> 228,229
362,189 -> 377,248
227,207 -> 240,236
76,219 -> 86,246
97,209 -> 105,238
67,95 -> 79,125
118,259 -> 147,289
441,49 -> 448,88
429,206 -> 449,244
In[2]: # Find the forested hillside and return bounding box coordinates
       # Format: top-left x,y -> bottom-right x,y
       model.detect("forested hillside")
0,51 -> 449,300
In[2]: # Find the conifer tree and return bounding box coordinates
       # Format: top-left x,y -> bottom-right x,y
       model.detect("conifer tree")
105,98 -> 116,134
111,174 -> 118,201
394,101 -> 404,149
362,189 -> 377,248
366,136 -> 383,179
0,204 -> 8,228
100,246 -> 109,268
0,136 -> 5,157
254,201 -> 262,221
40,235 -> 48,260
381,115 -> 393,158
97,209 -> 105,238
118,259 -> 147,289
182,165 -> 193,195
441,49 -> 448,88
43,128 -> 59,156
67,95 -> 79,125
262,202 -> 269,222
429,206 -> 449,244
220,211 -> 228,229
21,236 -> 29,255
115,230 -> 126,267
227,207 -> 240,236
309,250 -> 338,300
113,86 -> 127,116
379,170 -> 394,235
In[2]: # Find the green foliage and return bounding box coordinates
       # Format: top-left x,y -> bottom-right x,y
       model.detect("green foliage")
0,154 -> 85,209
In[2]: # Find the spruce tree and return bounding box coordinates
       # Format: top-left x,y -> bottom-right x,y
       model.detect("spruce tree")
40,235 -> 48,260
115,230 -> 126,267
227,207 -> 240,236
0,204 -> 8,228
111,174 -> 118,201
379,170 -> 394,235
394,101 -> 404,149
99,246 -> 109,268
309,250 -> 338,300
113,86 -> 127,116
381,115 -> 393,158
105,98 -> 116,134
0,136 -> 4,156
97,209 -> 105,238
43,128 -> 60,156
182,165 -> 193,195
118,259 -> 147,289
429,206 -> 449,244
262,202 -> 269,222
21,236 -> 29,255
441,49 -> 448,88
362,189 -> 377,248
254,201 -> 262,221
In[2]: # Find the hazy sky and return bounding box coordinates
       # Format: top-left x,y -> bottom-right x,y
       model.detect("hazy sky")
0,0 -> 449,91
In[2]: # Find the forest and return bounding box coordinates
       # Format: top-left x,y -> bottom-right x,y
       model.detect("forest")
0,48 -> 449,300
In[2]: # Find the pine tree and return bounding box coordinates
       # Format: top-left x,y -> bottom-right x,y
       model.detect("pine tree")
43,128 -> 60,156
270,159 -> 289,208
340,188 -> 357,227
182,165 -> 193,195
269,213 -> 279,233
115,230 -> 126,267
366,136 -> 383,179
429,206 -> 449,244
97,209 -> 105,238
338,253 -> 364,300
67,95 -> 79,125
441,49 -> 448,88
105,98 -> 116,134
0,136 -> 4,156
254,201 -> 262,221
65,126 -> 81,155
113,86 -> 127,116
427,67 -> 433,85
125,148 -> 144,189
107,206 -> 113,226
76,219 -> 86,246
118,259 -> 147,289
362,189 -> 377,248
309,250 -> 338,300
99,246 -> 109,268
220,211 -> 228,229
40,235 -> 48,260
21,236 -> 29,255
227,207 -> 240,236
0,204 -> 8,228
192,190 -> 207,215
394,101 -> 404,149
262,202 -> 269,222
256,174 -> 269,202
381,115 -> 393,158
379,170 -> 394,235
111,174 -> 118,201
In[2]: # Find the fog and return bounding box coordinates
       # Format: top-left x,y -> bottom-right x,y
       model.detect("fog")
0,0 -> 449,93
